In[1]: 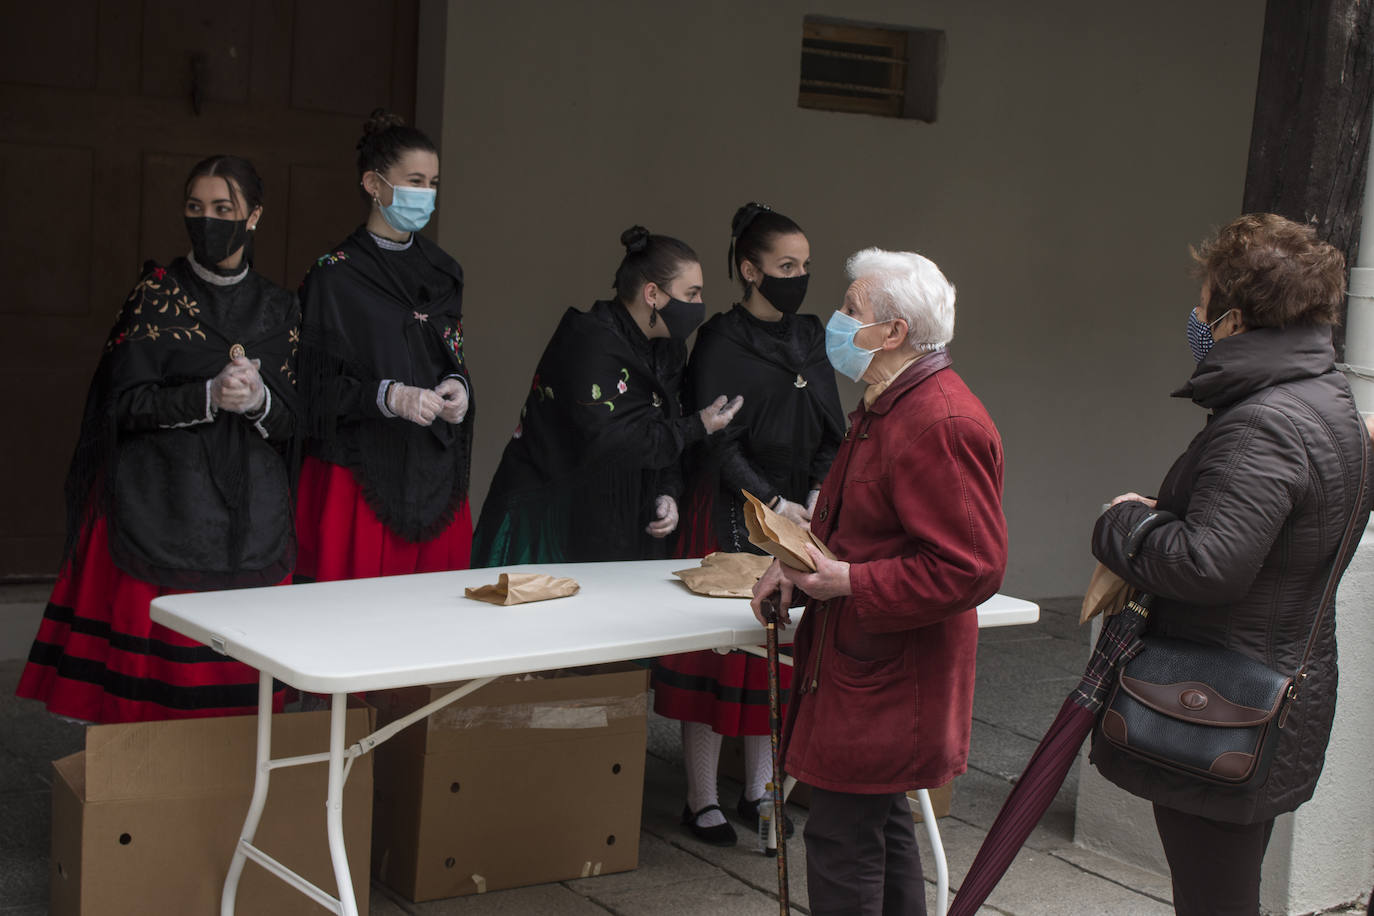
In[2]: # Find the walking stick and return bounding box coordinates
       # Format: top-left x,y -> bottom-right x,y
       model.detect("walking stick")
762,597 -> 790,915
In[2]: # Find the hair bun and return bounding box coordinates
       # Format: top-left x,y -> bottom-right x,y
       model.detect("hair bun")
362,108 -> 407,137
731,202 -> 772,239
620,225 -> 651,254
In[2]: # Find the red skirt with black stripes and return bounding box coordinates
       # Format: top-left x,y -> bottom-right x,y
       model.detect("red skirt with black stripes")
15,516 -> 285,724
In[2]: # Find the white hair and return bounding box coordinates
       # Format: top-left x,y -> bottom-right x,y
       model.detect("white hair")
845,248 -> 955,352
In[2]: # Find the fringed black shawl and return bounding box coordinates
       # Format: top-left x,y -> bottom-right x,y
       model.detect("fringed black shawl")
472,300 -> 703,565
298,226 -> 473,543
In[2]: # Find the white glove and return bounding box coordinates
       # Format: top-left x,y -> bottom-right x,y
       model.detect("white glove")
805,489 -> 820,514
210,357 -> 265,414
646,494 -> 679,538
698,395 -> 744,434
773,496 -> 812,527
434,377 -> 469,424
387,383 -> 444,426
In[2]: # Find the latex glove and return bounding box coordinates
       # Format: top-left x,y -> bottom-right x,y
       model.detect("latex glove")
645,494 -> 679,538
210,357 -> 265,413
698,395 -> 744,434
434,378 -> 469,424
805,488 -> 820,515
387,383 -> 444,426
773,496 -> 812,527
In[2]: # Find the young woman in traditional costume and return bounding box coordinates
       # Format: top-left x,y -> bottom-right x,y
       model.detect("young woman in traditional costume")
17,156 -> 300,723
472,226 -> 742,566
653,203 -> 844,845
294,110 -> 473,582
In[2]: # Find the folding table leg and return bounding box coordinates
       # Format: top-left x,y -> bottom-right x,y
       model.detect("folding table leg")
915,787 -> 949,916
327,692 -> 360,916
221,672 -> 274,916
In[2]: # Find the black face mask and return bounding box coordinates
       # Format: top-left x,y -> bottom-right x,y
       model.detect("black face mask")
185,216 -> 249,269
659,296 -> 706,339
755,270 -> 809,314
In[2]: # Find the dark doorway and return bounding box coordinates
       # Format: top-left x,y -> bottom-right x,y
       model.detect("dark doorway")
0,0 -> 419,576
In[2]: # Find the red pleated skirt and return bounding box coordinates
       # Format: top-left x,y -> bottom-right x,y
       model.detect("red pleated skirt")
653,486 -> 792,737
15,516 -> 286,724
294,456 -> 472,582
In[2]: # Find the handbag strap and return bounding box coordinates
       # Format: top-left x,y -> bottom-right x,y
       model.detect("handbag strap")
1285,419 -> 1370,716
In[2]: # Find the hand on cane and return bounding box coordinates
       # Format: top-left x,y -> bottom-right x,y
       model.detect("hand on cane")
751,560 -> 792,627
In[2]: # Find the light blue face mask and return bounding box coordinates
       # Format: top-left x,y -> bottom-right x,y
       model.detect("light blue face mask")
376,174 -> 436,233
825,310 -> 883,382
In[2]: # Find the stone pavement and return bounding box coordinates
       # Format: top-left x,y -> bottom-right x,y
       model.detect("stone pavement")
0,588 -> 1366,914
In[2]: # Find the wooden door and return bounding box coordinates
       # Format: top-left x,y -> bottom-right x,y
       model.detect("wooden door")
0,0 -> 419,577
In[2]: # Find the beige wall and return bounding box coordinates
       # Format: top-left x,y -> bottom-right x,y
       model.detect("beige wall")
435,0 -> 1265,596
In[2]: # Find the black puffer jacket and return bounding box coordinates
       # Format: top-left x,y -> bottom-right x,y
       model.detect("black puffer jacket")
1090,324 -> 1371,824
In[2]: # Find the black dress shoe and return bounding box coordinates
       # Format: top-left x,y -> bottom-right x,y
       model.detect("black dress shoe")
736,794 -> 795,838
682,804 -> 737,846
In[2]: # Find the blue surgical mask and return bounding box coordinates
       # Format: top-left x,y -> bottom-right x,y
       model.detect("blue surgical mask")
376,175 -> 436,233
825,311 -> 883,381
1187,307 -> 1229,362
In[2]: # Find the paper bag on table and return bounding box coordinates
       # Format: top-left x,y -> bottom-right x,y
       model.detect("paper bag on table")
1079,562 -> 1131,624
741,489 -> 836,572
465,573 -> 580,606
674,551 -> 775,598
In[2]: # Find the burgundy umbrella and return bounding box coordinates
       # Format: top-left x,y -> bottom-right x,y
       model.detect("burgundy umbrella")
946,593 -> 1153,915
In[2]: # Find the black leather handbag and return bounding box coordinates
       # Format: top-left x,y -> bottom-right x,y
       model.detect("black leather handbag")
1101,432 -> 1368,787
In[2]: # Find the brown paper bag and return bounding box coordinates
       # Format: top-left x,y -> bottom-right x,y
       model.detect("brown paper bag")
464,573 -> 580,606
1079,562 -> 1131,624
741,490 -> 836,571
674,551 -> 775,598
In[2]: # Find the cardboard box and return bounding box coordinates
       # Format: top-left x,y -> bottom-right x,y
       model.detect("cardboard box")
721,735 -> 953,821
51,705 -> 374,916
371,664 -> 648,902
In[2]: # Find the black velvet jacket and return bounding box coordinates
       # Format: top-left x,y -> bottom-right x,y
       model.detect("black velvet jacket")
66,258 -> 300,588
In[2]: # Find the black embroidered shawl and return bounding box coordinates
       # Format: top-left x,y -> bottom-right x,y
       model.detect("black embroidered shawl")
472,300 -> 704,565
298,226 -> 473,542
64,259 -> 300,588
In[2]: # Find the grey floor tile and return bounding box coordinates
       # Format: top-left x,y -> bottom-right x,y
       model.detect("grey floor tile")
972,678 -> 1080,743
575,873 -> 794,915
0,854 -> 48,908
0,602 -> 44,663
0,792 -> 50,853
975,643 -> 1086,687
408,881 -> 608,915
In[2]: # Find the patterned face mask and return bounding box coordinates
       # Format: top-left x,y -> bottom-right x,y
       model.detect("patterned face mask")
1187,306 -> 1230,362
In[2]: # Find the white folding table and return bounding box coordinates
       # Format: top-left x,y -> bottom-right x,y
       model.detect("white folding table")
151,559 -> 1038,916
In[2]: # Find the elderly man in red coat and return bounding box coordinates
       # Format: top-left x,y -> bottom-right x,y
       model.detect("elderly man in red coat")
752,247 -> 1007,916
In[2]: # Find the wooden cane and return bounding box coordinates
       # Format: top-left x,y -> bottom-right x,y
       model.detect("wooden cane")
763,598 -> 789,915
